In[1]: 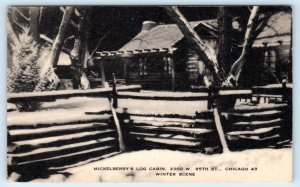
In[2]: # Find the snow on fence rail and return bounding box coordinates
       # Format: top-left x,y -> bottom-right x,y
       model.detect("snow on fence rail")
252,84 -> 292,103
7,85 -> 142,103
118,89 -> 252,101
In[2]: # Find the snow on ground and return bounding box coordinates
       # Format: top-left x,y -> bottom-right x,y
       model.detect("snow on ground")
31,148 -> 292,183
7,97 -> 111,126
253,83 -> 293,89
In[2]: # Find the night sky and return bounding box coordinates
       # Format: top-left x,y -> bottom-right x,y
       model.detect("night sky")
32,6 -> 288,52
89,6 -> 223,51
38,6 -> 248,52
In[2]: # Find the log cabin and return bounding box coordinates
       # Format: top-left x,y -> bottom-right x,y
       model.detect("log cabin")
94,11 -> 291,90
94,19 -> 225,91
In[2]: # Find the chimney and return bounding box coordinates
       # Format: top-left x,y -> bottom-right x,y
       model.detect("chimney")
141,21 -> 157,31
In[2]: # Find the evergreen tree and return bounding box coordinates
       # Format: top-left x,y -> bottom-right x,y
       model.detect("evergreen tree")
8,26 -> 41,111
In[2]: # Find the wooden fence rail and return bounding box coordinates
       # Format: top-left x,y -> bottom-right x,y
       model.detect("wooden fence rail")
117,90 -> 252,101
7,85 -> 141,103
252,84 -> 292,103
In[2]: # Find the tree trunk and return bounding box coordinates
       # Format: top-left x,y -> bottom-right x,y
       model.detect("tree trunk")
164,6 -> 230,152
226,6 -> 260,84
48,6 -> 74,67
164,6 -> 226,85
165,6 -> 268,88
70,7 -> 90,89
218,7 -> 232,73
29,7 -> 40,41
37,6 -> 74,91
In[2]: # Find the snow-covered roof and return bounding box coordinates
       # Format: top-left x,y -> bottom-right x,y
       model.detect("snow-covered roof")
119,20 -> 218,51
253,11 -> 291,47
94,11 -> 291,59
120,11 -> 291,50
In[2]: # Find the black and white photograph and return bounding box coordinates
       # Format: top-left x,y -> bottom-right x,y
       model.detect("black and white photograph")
6,5 -> 292,182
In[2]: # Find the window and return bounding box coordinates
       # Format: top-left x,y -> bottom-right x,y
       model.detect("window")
263,49 -> 276,73
137,57 -> 147,76
163,57 -> 172,75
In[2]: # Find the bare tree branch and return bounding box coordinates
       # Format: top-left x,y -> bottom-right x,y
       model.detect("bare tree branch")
7,19 -> 19,48
8,7 -> 27,30
59,7 -> 78,28
247,6 -> 252,12
13,7 -> 30,21
64,35 -> 75,44
74,8 -> 81,17
90,28 -> 113,57
40,34 -> 71,54
61,7 -> 81,17
29,7 -> 40,41
250,13 -> 272,42
39,7 -> 43,24
11,18 -> 24,29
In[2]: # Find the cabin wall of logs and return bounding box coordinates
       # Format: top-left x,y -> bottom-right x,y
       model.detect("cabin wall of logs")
94,48 -> 189,91
7,84 -> 292,180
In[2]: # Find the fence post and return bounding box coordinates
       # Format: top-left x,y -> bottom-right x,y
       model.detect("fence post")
205,86 -> 230,153
257,95 -> 261,104
109,73 -> 125,152
100,61 -> 106,87
282,78 -> 287,103
112,73 -> 118,108
211,87 -> 230,153
207,87 -> 212,110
